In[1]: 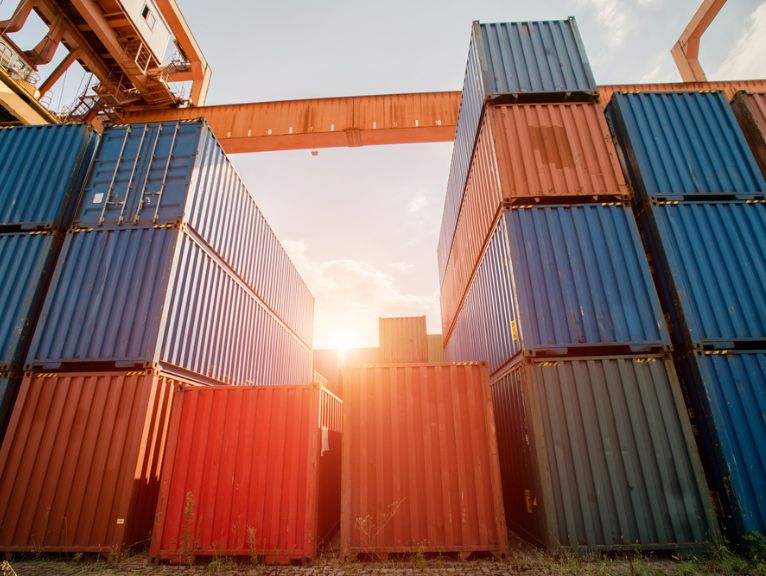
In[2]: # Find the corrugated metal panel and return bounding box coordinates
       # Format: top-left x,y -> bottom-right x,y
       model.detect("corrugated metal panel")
0,370 -> 177,553
607,92 -> 766,201
27,227 -> 312,385
492,355 -> 719,552
599,81 -> 766,110
77,121 -> 313,345
439,102 -> 628,327
639,202 -> 766,349
427,335 -> 444,362
0,233 -> 59,371
0,375 -> 19,445
731,92 -> 766,177
445,205 -> 669,371
340,362 -> 508,559
378,316 -> 428,363
677,351 -> 766,537
0,124 -> 96,230
151,384 -> 342,563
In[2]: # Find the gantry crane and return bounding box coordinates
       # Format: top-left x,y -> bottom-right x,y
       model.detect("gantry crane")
0,0 -> 764,153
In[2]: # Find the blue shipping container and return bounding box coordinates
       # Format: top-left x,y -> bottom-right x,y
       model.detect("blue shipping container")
77,121 -> 313,345
677,351 -> 766,537
438,18 -> 596,282
638,201 -> 766,349
0,233 -> 60,372
606,92 -> 766,201
445,205 -> 669,372
0,124 -> 97,230
26,227 -> 312,386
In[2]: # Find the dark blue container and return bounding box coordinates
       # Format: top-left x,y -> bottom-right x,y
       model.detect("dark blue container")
77,121 -> 314,345
0,233 -> 60,372
677,351 -> 766,537
638,201 -> 766,350
0,374 -> 20,445
0,124 -> 97,230
438,18 -> 597,282
606,92 -> 766,202
445,204 -> 670,372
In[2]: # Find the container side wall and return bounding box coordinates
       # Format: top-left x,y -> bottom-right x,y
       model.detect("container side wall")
678,352 -> 766,536
0,375 -> 20,445
378,317 -> 429,363
0,371 -> 175,553
340,363 -> 508,557
606,92 -> 766,200
516,356 -> 717,551
427,335 -> 444,362
0,124 -> 95,230
731,92 -> 766,176
640,202 -> 766,348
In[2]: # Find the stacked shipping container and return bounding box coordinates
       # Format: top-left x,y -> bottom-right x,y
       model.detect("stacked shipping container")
0,124 -> 97,440
607,91 -> 766,539
0,119 -> 317,554
441,20 -> 719,551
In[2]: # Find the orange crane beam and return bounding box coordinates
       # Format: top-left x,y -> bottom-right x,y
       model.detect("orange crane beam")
672,0 -> 726,82
121,79 -> 766,154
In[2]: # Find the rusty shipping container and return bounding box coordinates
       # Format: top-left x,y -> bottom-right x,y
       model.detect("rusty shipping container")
341,362 -> 508,559
378,316 -> 428,363
491,355 -> 719,552
427,335 -> 444,362
77,120 -> 313,344
151,384 -> 342,563
731,92 -> 766,176
0,370 -> 182,553
439,102 -> 629,327
26,227 -> 311,385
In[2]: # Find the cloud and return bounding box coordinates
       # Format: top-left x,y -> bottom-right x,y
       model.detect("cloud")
639,53 -> 679,84
283,241 -> 439,349
388,261 -> 416,272
714,3 -> 766,80
576,0 -> 629,47
408,194 -> 428,213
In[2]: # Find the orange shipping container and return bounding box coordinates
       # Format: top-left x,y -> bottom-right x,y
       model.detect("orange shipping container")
439,102 -> 628,336
340,362 -> 508,559
378,316 -> 428,363
151,384 -> 342,564
0,370 -> 178,554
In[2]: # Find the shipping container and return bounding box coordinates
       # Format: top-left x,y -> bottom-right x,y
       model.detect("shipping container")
439,102 -> 628,320
731,92 -> 766,176
343,347 -> 380,366
677,351 -> 766,538
378,316 -> 428,363
444,205 -> 669,371
151,383 -> 342,563
638,201 -> 766,350
27,227 -> 312,385
427,335 -> 444,362
0,370 -> 179,553
598,81 -> 766,110
0,233 -> 61,372
492,354 -> 719,552
340,362 -> 508,559
0,124 -> 97,230
77,121 -> 313,344
606,92 -> 766,202
0,374 -> 19,445
438,18 -> 597,282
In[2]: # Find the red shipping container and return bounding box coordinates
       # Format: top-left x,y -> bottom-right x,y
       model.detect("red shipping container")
732,92 -> 766,176
439,102 -> 629,336
340,362 -> 508,559
378,316 -> 428,363
0,370 -> 179,554
151,384 -> 342,564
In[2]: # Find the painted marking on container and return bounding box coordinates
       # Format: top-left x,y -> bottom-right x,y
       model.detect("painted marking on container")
288,126 -> 293,134
267,129 -> 272,135
226,131 -> 231,138
435,119 -> 442,126
92,193 -> 104,204
372,122 -> 377,129
330,124 -> 335,132
247,129 -> 251,137
116,518 -> 125,525
415,119 -> 420,127
511,320 -> 518,341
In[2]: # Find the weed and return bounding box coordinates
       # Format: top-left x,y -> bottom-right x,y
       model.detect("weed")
207,555 -> 237,574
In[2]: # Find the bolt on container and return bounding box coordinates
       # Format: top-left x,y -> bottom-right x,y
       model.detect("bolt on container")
151,383 -> 342,564
676,351 -> 766,539
731,92 -> 766,177
491,354 -> 719,552
340,362 -> 508,560
0,370 -> 182,554
606,92 -> 766,204
378,316 -> 428,363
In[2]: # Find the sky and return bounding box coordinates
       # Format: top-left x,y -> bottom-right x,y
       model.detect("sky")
4,0 -> 766,349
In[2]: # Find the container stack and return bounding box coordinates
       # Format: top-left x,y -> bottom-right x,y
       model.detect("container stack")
0,120 -> 315,554
0,124 -> 96,441
439,20 -> 719,552
607,91 -> 766,540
